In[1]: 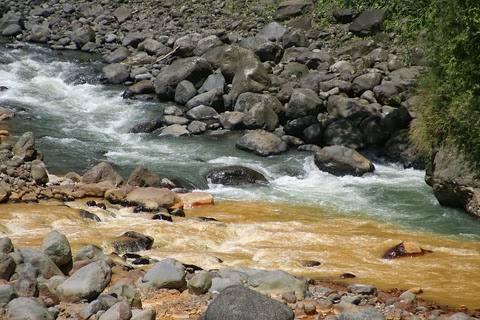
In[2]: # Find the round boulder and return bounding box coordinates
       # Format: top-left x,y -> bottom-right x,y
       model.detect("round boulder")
140,258 -> 186,290
205,166 -> 267,186
235,130 -> 288,157
81,162 -> 124,187
314,145 -> 375,177
202,285 -> 294,320
41,230 -> 72,271
102,63 -> 130,85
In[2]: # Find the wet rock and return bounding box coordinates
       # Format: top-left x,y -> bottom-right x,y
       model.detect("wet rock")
79,210 -> 101,222
340,273 -> 356,279
112,231 -> 154,254
102,63 -> 130,85
205,166 -> 267,186
127,165 -> 162,188
56,260 -> 112,302
178,192 -> 214,208
202,285 -> 294,320
349,9 -> 387,37
381,241 -> 432,259
159,124 -> 190,137
236,129 -> 288,157
41,230 -> 72,274
302,260 -> 321,267
130,118 -> 164,134
155,57 -> 213,101
5,297 -> 54,320
284,116 -> 318,138
81,162 -> 124,187
125,187 -> 181,210
140,258 -> 186,290
314,145 -> 374,177
152,214 -> 173,222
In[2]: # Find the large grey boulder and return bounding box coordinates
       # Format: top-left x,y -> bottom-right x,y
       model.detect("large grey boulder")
185,89 -> 223,111
349,9 -> 387,37
202,285 -> 294,320
373,83 -> 401,107
243,103 -> 278,132
12,131 -> 36,159
174,33 -> 203,57
102,63 -> 130,85
219,111 -> 245,130
81,162 -> 124,187
193,35 -> 224,57
14,263 -> 39,297
155,57 -> 213,101
0,237 -> 14,254
186,105 -> 219,120
236,130 -> 288,157
198,72 -> 226,94
18,248 -> 63,279
425,146 -> 480,218
188,271 -> 212,295
104,46 -> 130,64
5,297 -> 54,320
286,88 -> 323,120
352,72 -> 383,96
314,145 -> 375,177
327,95 -> 375,120
41,230 -> 72,273
56,260 -> 112,302
175,80 -> 197,105
205,166 -> 267,186
220,46 -> 270,104
74,244 -> 111,264
140,258 -> 186,290
2,24 -> 22,36
138,39 -> 171,56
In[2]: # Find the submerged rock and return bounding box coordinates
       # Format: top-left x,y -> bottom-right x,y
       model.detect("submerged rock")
381,242 -> 432,259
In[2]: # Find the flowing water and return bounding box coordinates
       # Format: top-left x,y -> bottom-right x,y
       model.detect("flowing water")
0,42 -> 479,309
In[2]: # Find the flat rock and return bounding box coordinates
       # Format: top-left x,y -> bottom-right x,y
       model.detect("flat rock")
236,130 -> 288,157
314,145 -> 374,177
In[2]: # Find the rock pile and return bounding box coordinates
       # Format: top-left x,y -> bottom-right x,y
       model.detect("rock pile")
0,232 -> 476,320
0,0 -> 427,179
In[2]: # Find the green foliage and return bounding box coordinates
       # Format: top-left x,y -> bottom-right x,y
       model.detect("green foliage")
413,0 -> 480,163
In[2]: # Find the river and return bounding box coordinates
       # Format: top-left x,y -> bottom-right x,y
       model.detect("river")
0,42 -> 479,309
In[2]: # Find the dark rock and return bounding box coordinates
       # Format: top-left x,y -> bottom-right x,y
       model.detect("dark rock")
155,57 -> 213,101
323,118 -> 365,149
174,33 -> 203,57
0,237 -> 14,254
286,88 -> 323,120
347,283 -> 378,296
327,96 -> 375,120
314,145 -> 374,177
205,166 -> 267,186
219,111 -> 245,130
383,106 -> 412,133
193,35 -> 224,57
112,231 -> 154,254
373,83 -> 401,107
284,116 -> 318,137
340,273 -> 356,279
236,130 -> 288,157
122,31 -> 151,48
283,29 -> 309,49
239,37 -> 283,63
302,260 -> 321,267
333,8 -> 354,23
2,24 -> 22,36
202,285 -> 294,320
152,214 -> 173,222
349,9 -> 387,37
303,123 -> 324,146
175,80 -> 197,105
79,210 -> 101,222
352,72 -> 383,96
276,1 -> 314,21
382,241 -> 432,259
130,118 -> 164,134
198,217 -> 219,222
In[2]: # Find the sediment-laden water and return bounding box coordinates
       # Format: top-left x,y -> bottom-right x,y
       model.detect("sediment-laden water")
0,43 -> 479,309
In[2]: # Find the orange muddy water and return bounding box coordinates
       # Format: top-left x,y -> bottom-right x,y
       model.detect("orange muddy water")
0,200 -> 479,310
